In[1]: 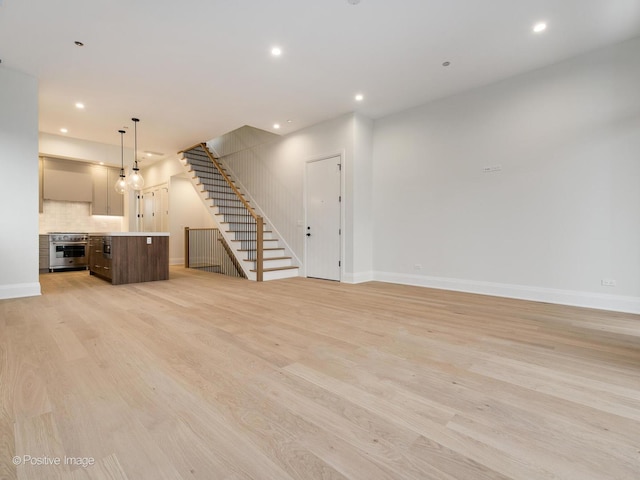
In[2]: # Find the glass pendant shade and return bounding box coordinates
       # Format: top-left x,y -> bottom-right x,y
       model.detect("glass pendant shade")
114,173 -> 127,194
127,169 -> 145,190
127,117 -> 144,191
114,129 -> 127,194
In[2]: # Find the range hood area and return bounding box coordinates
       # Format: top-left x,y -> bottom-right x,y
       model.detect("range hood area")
40,157 -> 124,215
39,156 -> 131,236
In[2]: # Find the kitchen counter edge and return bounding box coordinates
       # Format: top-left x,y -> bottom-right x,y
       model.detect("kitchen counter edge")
88,232 -> 170,237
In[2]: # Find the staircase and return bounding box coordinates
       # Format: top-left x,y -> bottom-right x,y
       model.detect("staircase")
179,143 -> 299,281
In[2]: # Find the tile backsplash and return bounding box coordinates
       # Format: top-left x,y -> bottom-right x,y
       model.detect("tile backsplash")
40,200 -> 124,233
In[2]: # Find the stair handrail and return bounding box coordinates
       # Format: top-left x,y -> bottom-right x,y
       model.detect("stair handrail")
181,143 -> 263,281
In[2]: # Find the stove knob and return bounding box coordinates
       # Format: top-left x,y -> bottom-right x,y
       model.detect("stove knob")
63,235 -> 69,241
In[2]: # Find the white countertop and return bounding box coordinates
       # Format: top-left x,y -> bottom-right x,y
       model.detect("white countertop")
89,232 -> 170,237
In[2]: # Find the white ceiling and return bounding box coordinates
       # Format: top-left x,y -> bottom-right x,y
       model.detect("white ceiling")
1,0 -> 640,162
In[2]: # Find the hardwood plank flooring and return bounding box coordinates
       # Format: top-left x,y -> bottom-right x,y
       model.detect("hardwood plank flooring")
1,267 -> 639,479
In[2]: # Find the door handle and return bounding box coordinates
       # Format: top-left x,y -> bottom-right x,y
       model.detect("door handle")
306,233 -> 311,237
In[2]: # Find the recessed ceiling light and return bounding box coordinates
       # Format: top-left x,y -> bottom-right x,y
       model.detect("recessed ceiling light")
347,0 -> 361,4
287,120 -> 292,123
271,47 -> 282,56
74,41 -> 84,47
99,162 -> 104,165
75,102 -> 85,109
59,128 -> 68,133
273,123 -> 281,129
355,94 -> 364,102
533,22 -> 547,33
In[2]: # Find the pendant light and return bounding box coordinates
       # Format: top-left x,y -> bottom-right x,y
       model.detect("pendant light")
114,129 -> 128,194
127,117 -> 145,190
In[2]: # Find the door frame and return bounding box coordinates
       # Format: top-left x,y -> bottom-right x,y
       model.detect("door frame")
138,182 -> 169,232
303,151 -> 346,281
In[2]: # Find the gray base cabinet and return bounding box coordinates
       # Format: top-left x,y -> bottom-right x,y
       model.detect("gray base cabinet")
39,235 -> 49,272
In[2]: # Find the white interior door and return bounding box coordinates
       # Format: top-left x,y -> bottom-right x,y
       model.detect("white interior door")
139,184 -> 168,232
306,156 -> 341,281
159,186 -> 169,231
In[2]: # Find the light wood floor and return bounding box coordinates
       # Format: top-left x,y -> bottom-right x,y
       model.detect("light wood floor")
1,267 -> 639,479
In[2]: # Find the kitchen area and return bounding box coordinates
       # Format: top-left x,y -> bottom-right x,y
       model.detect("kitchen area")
38,150 -> 170,285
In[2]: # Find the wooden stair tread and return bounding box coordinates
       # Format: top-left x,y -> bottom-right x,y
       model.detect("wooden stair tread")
238,248 -> 283,252
231,238 -> 278,242
250,266 -> 299,273
243,256 -> 291,262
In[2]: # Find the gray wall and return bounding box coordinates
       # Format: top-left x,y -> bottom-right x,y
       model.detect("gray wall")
0,67 -> 40,299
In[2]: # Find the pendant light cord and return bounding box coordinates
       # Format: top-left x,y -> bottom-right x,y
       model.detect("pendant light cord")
132,118 -> 140,171
119,129 -> 126,176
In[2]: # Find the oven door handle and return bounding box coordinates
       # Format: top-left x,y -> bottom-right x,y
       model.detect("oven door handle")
51,241 -> 88,245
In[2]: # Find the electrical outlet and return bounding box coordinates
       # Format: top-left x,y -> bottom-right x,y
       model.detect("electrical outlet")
146,237 -> 152,245
483,165 -> 502,173
601,278 -> 616,287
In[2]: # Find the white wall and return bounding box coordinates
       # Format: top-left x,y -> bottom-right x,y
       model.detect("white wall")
0,67 -> 40,299
141,155 -> 184,187
372,37 -> 640,313
350,113 -> 374,282
168,176 -> 216,264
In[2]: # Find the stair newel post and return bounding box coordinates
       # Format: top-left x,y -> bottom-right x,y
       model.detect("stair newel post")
256,216 -> 264,282
184,227 -> 190,268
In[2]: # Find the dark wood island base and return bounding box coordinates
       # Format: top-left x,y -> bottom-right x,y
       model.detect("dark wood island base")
89,233 -> 169,285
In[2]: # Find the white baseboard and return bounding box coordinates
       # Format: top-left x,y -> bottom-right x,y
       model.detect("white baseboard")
343,271 -> 374,284
372,272 -> 640,314
0,282 -> 42,300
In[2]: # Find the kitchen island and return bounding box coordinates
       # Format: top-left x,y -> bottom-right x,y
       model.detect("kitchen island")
89,232 -> 169,285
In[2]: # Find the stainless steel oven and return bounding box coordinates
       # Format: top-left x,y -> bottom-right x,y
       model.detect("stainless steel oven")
49,233 -> 89,271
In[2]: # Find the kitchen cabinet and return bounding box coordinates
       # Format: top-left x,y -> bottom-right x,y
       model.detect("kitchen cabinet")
42,158 -> 93,202
92,166 -> 124,216
39,235 -> 49,272
88,236 -> 112,281
89,233 -> 169,285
